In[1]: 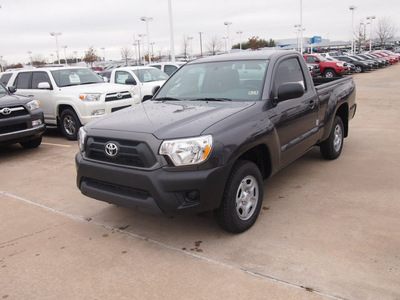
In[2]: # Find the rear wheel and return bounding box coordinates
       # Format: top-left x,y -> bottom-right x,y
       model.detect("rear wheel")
60,109 -> 81,140
320,116 -> 344,160
215,160 -> 263,233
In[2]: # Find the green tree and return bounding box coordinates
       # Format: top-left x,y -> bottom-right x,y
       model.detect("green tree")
233,37 -> 275,50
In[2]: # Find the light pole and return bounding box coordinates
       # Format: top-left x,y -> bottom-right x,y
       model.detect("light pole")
50,32 -> 62,64
294,24 -> 301,52
223,37 -> 228,53
349,6 -> 357,54
168,0 -> 176,62
198,32 -> 203,57
236,31 -> 243,51
140,16 -> 153,64
62,45 -> 68,65
299,0 -> 303,54
73,51 -> 78,64
366,16 -> 376,51
187,36 -> 193,59
27,51 -> 33,66
100,47 -> 105,61
224,21 -> 232,53
0,56 -> 3,72
150,42 -> 155,60
138,34 -> 146,65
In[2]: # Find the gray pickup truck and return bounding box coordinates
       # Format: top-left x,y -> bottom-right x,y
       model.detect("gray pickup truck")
76,50 -> 356,233
0,84 -> 45,148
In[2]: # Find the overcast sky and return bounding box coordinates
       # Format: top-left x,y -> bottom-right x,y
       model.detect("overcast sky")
1,0 -> 399,65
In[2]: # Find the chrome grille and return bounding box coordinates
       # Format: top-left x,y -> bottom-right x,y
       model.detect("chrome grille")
105,91 -> 132,102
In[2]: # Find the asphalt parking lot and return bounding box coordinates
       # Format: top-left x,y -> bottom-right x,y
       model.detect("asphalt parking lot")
1,65 -> 400,300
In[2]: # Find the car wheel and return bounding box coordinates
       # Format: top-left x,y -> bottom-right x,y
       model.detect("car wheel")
20,136 -> 42,149
60,109 -> 81,140
355,65 -> 363,73
215,160 -> 263,233
320,116 -> 344,160
323,69 -> 336,78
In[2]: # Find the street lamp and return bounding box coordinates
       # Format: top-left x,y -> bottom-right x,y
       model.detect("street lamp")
50,32 -> 62,64
299,0 -> 304,54
349,6 -> 357,54
187,36 -> 193,59
138,34 -> 146,65
100,47 -> 105,61
168,0 -> 175,62
140,16 -> 153,64
236,31 -> 243,51
62,45 -> 68,65
366,16 -> 376,51
198,32 -> 203,57
224,21 -> 232,54
27,51 -> 33,66
73,51 -> 78,64
222,37 -> 228,53
150,42 -> 155,60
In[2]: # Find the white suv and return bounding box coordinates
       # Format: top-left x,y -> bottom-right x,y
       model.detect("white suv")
6,67 -> 140,139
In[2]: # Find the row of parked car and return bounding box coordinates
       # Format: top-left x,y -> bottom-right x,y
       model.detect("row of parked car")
304,50 -> 399,78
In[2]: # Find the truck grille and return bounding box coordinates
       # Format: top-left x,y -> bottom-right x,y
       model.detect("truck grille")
0,106 -> 28,119
105,91 -> 132,102
86,137 -> 157,168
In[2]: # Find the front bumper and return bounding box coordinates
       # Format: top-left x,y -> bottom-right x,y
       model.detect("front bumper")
76,152 -> 232,215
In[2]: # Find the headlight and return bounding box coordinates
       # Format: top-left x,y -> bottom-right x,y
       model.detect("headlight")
159,135 -> 212,166
79,93 -> 101,101
77,127 -> 87,152
26,100 -> 40,110
336,63 -> 344,67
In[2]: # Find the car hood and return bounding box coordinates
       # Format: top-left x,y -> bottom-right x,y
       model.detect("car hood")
0,93 -> 30,106
61,83 -> 133,93
87,100 -> 255,139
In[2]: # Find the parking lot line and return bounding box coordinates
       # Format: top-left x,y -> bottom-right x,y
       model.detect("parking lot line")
42,142 -> 72,148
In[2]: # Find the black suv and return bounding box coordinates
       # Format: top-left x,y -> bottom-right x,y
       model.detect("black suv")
0,83 -> 45,148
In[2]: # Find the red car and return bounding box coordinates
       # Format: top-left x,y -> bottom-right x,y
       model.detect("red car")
303,54 -> 348,78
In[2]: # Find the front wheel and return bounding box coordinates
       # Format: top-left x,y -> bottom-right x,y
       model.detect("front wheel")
215,160 -> 263,233
355,65 -> 363,73
320,116 -> 344,160
323,69 -> 336,78
20,136 -> 42,149
60,109 -> 81,140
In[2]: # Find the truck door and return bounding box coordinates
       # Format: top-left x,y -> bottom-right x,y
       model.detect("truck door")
271,56 -> 319,166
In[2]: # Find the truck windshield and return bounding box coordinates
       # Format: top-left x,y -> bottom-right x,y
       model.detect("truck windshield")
0,84 -> 8,96
51,68 -> 103,87
132,68 -> 169,83
154,60 -> 269,102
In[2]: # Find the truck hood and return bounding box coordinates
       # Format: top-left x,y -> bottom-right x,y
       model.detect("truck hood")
87,100 -> 255,139
0,93 -> 30,106
61,83 -> 132,93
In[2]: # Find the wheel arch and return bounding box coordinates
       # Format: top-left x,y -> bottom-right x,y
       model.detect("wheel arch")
57,104 -> 78,125
236,144 -> 272,180
335,103 -> 349,137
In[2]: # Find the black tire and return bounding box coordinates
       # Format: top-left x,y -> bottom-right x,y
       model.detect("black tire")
355,65 -> 363,73
215,160 -> 263,233
20,136 -> 42,149
320,116 -> 344,160
60,109 -> 81,140
323,69 -> 336,78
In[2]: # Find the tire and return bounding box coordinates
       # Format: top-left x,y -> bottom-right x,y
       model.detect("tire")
355,65 -> 363,73
323,69 -> 336,78
215,160 -> 263,233
320,116 -> 344,160
20,136 -> 42,149
60,109 -> 81,140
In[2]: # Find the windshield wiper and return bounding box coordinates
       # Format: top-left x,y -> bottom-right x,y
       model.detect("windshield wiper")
192,97 -> 232,102
154,97 -> 182,101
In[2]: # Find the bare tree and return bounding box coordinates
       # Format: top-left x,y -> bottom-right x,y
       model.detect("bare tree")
83,46 -> 100,67
32,54 -> 46,67
121,47 -> 132,66
375,17 -> 397,48
207,36 -> 223,55
181,35 -> 190,61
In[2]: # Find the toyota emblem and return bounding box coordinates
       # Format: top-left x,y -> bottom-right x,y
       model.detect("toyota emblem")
116,93 -> 123,99
0,108 -> 11,116
105,142 -> 119,157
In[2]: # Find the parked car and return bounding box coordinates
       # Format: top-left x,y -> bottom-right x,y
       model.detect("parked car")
332,56 -> 372,73
351,55 -> 379,69
303,54 -> 347,78
358,54 -> 388,67
148,62 -> 185,76
76,50 -> 357,233
97,70 -> 112,82
307,63 -> 321,77
0,83 -> 45,148
6,67 -> 139,140
108,66 -> 168,101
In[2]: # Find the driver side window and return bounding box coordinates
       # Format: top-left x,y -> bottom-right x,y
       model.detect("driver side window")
273,57 -> 306,96
115,71 -> 134,84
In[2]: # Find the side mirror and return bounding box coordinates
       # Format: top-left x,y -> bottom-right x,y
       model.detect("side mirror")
8,86 -> 16,93
277,82 -> 304,102
38,82 -> 52,90
142,95 -> 153,102
103,77 -> 109,83
125,78 -> 137,85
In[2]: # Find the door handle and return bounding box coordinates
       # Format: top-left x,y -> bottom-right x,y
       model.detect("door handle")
28,95 -> 35,98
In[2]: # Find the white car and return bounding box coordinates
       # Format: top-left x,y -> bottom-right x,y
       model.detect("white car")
6,67 -> 139,139
109,66 -> 168,100
148,62 -> 185,76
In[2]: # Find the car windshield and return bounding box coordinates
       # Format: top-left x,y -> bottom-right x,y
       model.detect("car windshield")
154,60 -> 269,102
132,68 -> 169,83
51,68 -> 103,87
0,83 -> 8,97
316,55 -> 328,62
